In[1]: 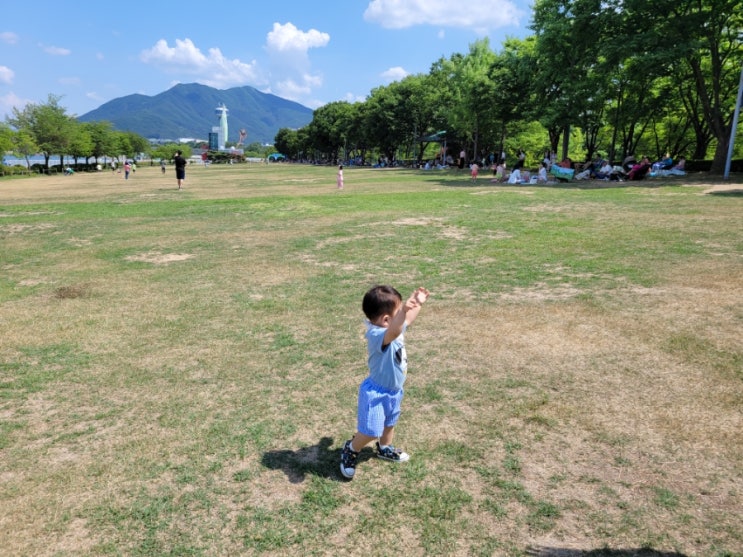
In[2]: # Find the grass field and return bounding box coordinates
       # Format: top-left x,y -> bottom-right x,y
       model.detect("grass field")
1,164 -> 741,556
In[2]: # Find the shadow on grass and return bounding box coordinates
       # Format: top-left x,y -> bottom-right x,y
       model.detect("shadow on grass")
706,188 -> 743,196
430,175 -> 675,190
261,436 -> 375,483
526,548 -> 687,556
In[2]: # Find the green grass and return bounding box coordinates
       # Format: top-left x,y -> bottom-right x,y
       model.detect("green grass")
1,164 -> 741,556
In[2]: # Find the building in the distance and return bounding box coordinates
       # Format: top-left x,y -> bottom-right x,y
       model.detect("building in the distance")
212,104 -> 229,150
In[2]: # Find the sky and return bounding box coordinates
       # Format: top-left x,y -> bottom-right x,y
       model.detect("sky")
0,0 -> 534,122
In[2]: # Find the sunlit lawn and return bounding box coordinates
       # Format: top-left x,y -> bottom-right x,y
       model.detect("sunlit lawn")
1,164 -> 741,556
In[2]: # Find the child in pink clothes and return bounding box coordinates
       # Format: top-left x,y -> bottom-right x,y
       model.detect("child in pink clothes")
470,163 -> 479,182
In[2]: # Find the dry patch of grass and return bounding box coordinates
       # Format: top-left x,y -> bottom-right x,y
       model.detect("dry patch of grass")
124,252 -> 196,264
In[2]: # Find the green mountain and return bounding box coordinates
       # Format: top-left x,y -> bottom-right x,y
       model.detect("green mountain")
77,83 -> 314,144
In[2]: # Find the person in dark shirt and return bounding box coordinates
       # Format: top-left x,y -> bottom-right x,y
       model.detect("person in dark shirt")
174,150 -> 187,190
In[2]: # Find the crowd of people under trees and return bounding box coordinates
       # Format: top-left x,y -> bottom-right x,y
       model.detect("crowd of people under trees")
418,146 -> 689,185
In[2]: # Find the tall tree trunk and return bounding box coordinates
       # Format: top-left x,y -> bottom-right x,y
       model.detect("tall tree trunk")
561,125 -> 570,161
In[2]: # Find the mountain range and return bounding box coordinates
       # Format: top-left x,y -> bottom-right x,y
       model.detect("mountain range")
77,83 -> 314,145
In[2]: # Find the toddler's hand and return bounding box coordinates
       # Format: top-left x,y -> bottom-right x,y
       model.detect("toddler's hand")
411,287 -> 430,305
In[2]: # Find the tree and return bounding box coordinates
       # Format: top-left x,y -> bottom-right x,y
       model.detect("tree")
639,0 -> 742,171
489,38 -> 537,157
68,122 -> 94,166
6,94 -> 75,171
306,101 -> 355,162
431,39 -> 499,162
151,143 -> 189,162
10,129 -> 38,169
274,127 -> 301,160
0,123 -> 12,154
83,121 -> 118,164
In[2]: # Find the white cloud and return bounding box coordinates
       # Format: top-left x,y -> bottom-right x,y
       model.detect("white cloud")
139,27 -> 329,105
381,66 -> 409,82
364,0 -> 523,30
266,22 -> 330,54
140,38 -> 264,88
0,91 -> 33,119
0,65 -> 14,84
86,91 -> 103,102
343,92 -> 367,104
263,22 -> 329,105
273,73 -> 324,102
42,45 -> 71,56
58,77 -> 81,86
1,31 -> 19,45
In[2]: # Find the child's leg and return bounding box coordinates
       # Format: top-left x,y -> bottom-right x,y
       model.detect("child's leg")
379,426 -> 395,447
349,432 -> 376,453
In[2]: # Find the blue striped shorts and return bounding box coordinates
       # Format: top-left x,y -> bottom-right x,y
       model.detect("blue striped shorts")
357,377 -> 404,438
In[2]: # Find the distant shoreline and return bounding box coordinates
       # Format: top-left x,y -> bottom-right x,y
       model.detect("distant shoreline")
2,155 -> 119,167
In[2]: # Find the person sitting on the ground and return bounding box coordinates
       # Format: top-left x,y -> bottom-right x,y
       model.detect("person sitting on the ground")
627,156 -> 652,180
653,152 -> 674,170
542,150 -> 552,170
537,162 -> 548,183
507,167 -> 523,184
663,156 -> 687,176
594,160 -> 615,180
557,157 -> 573,169
64,166 -> 74,175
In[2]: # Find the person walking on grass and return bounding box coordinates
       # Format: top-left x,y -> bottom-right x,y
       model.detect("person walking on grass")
340,284 -> 430,480
174,150 -> 187,189
337,164 -> 344,189
470,162 -> 479,183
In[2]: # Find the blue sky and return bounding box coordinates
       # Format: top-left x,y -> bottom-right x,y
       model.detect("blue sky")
1,0 -> 534,121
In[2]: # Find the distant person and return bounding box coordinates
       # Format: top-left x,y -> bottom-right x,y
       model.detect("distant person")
665,157 -> 687,176
174,150 -> 187,189
337,164 -> 344,189
492,162 -> 506,182
160,160 -> 166,174
514,148 -> 526,170
627,156 -> 652,180
124,161 -> 131,180
542,150 -> 553,170
537,162 -> 548,183
111,160 -> 117,173
652,152 -> 673,172
470,162 -> 479,182
508,167 -> 522,184
459,148 -> 466,169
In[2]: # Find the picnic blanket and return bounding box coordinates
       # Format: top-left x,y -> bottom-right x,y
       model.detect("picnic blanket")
550,165 -> 575,181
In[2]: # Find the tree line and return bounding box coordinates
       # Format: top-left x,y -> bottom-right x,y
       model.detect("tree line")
275,0 -> 742,173
2,0 -> 740,175
0,94 -> 161,172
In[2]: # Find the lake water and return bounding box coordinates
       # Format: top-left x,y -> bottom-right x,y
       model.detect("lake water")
2,155 -> 116,166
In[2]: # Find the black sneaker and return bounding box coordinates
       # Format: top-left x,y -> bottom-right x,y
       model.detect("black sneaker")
340,440 -> 358,479
376,442 -> 410,462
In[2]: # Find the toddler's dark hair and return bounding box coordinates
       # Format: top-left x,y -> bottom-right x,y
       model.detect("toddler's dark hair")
363,285 -> 402,321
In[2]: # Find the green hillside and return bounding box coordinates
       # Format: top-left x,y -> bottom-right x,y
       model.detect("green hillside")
77,83 -> 314,144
